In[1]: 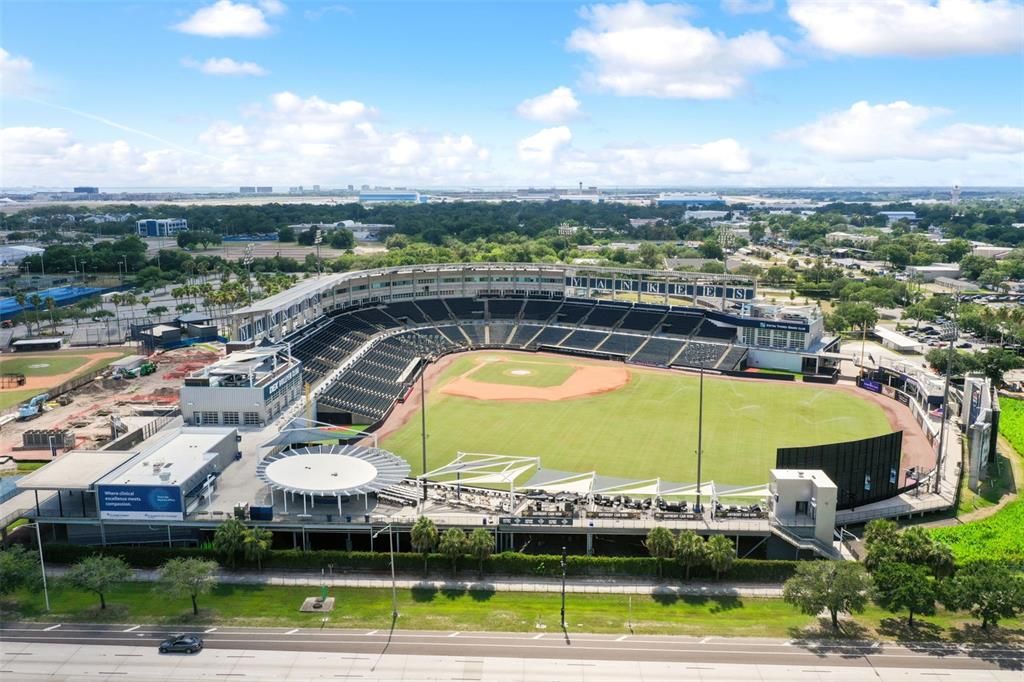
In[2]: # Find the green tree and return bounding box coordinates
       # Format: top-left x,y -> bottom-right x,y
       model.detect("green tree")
675,531 -> 706,580
28,293 -> 42,334
213,518 -> 247,568
873,562 -> 937,626
943,562 -> 1024,630
410,516 -> 439,576
0,545 -> 42,596
158,557 -> 219,615
782,561 -> 872,630
277,226 -> 296,242
902,302 -> 933,331
438,528 -> 467,577
243,526 -> 273,572
699,240 -> 724,260
466,528 -> 495,579
637,242 -> 661,269
704,535 -> 735,580
644,527 -> 675,579
63,555 -> 131,610
836,301 -> 878,334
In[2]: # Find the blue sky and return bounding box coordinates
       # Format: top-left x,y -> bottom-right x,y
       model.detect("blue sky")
1,0 -> 1022,188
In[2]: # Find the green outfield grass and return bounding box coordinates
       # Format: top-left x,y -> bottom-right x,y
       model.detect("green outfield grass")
0,388 -> 39,411
466,356 -> 576,387
1,355 -> 91,377
382,352 -> 892,486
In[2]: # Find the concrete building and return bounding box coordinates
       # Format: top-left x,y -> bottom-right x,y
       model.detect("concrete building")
72,187 -> 99,194
684,210 -> 729,221
656,192 -> 723,206
906,263 -> 961,282
972,245 -> 1013,260
180,345 -> 302,427
825,231 -> 879,246
136,218 -> 188,238
768,469 -> 837,547
878,211 -> 917,226
0,244 -> 44,265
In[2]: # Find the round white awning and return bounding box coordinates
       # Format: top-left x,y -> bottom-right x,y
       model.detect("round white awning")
257,445 -> 410,497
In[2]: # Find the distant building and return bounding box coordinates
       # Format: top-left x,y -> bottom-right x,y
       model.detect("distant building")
557,223 -> 580,237
72,186 -> 99,194
825,231 -> 879,246
359,190 -> 425,204
558,194 -> 602,203
878,211 -> 917,226
239,186 -> 256,194
256,186 -> 273,194
951,185 -> 961,206
972,245 -> 1013,260
685,210 -> 729,221
906,263 -> 961,282
0,244 -> 44,265
656,192 -> 724,207
137,218 -> 188,237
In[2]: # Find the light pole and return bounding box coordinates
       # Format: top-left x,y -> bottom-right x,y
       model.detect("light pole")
121,255 -> 128,282
314,228 -> 323,278
695,363 -> 705,513
25,522 -> 50,612
420,366 -> 427,504
559,546 -> 567,629
371,524 -> 399,620
933,293 -> 959,494
243,244 -> 255,306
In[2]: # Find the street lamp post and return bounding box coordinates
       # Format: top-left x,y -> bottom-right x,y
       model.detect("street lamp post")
372,524 -> 399,620
559,546 -> 567,629
696,363 -> 705,513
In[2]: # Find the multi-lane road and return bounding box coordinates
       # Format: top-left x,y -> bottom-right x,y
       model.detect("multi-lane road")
2,622 -> 1022,681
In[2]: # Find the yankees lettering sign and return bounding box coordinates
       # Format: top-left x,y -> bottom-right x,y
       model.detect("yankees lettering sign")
566,276 -> 755,302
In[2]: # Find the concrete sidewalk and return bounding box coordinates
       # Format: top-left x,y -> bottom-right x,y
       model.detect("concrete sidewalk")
45,566 -> 784,597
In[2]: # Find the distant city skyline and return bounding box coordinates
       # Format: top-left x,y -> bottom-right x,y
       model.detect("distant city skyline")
2,0 -> 1022,189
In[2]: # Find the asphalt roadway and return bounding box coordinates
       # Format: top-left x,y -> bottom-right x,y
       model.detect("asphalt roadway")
2,622 -> 1023,681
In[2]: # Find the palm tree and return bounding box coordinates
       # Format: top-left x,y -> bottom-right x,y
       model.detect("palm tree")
705,535 -> 736,580
466,528 -> 495,579
28,293 -> 42,335
410,516 -> 439,576
15,293 -> 28,335
242,526 -> 273,572
644,527 -> 675,579
438,528 -> 467,577
45,296 -> 57,333
675,531 -> 707,580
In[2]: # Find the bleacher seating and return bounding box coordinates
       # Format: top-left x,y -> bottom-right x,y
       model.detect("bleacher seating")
487,298 -> 524,319
350,307 -> 401,330
488,323 -> 515,345
521,299 -> 561,321
531,326 -> 573,347
560,329 -> 609,350
630,337 -> 685,366
617,309 -> 665,332
717,346 -> 748,371
384,301 -> 429,324
673,341 -> 728,369
415,299 -> 453,322
695,320 -> 736,341
445,297 -> 485,320
460,324 -> 487,346
661,311 -> 702,336
581,304 -> 629,329
555,300 -> 594,324
508,324 -> 544,347
596,333 -> 646,356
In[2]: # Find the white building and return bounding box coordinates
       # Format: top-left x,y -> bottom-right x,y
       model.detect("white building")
0,244 -> 44,265
906,263 -> 961,282
137,218 -> 188,237
825,231 -> 879,246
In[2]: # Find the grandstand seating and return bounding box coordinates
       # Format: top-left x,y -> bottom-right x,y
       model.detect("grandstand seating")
596,333 -> 646,356
560,329 -> 609,350
290,293 -> 755,422
673,341 -> 728,369
630,337 -> 685,367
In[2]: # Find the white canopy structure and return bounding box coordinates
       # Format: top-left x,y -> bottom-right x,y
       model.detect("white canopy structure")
423,452 -> 540,495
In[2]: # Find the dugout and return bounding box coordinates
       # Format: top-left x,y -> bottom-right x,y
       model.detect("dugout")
12,337 -> 63,352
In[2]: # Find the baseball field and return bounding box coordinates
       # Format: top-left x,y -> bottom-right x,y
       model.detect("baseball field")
0,348 -> 132,410
379,352 -> 893,487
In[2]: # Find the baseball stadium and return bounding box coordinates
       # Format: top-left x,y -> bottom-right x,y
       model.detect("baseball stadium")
10,264 -> 951,560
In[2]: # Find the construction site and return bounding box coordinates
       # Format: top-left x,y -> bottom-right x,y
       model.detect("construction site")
0,345 -> 221,460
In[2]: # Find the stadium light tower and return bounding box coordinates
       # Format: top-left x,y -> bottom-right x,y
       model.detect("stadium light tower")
695,363 -> 705,512
933,292 -> 960,494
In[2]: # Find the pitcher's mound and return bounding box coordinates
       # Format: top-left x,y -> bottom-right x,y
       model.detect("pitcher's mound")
509,369 -> 531,376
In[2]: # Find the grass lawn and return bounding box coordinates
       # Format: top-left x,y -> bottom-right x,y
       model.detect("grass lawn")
3,583 -> 1020,641
1000,397 -> 1024,457
467,357 -> 576,388
0,355 -> 92,377
383,352 -> 892,485
0,388 -> 39,411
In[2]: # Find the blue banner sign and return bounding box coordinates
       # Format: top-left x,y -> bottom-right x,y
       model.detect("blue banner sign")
97,484 -> 184,521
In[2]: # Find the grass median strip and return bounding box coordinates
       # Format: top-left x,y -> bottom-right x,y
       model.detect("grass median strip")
2,582 -> 1021,641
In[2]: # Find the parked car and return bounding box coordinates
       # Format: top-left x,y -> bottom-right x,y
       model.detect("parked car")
159,634 -> 203,654
956,342 -> 972,349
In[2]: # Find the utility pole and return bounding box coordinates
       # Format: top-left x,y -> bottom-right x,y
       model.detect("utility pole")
559,546 -> 567,629
696,363 -> 705,513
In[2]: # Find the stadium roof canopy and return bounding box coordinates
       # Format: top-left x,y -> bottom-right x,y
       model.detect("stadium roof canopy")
262,416 -> 376,448
423,452 -> 540,489
17,450 -> 140,492
257,445 -> 409,497
523,468 -> 772,499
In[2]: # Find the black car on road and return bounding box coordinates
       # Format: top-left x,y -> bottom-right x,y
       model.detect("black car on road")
159,634 -> 203,654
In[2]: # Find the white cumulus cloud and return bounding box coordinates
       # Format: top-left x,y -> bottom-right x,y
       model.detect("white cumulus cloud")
182,57 -> 268,76
0,48 -> 34,95
518,126 -> 573,163
782,100 -> 1024,161
566,0 -> 785,99
516,87 -> 582,124
174,0 -> 283,38
789,0 -> 1024,56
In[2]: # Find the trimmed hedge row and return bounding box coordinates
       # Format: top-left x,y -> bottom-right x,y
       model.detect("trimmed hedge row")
41,544 -> 799,582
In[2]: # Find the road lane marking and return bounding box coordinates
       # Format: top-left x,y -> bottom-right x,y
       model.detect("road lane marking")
616,635 -> 628,641
205,628 -> 218,633
533,634 -> 543,640
365,630 -> 378,636
449,632 -> 460,637
699,637 -> 710,644
284,628 -> 299,635
42,625 -> 61,631
123,625 -> 140,632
